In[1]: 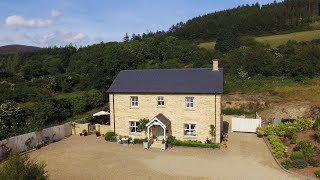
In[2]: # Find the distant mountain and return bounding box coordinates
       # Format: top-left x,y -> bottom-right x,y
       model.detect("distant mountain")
0,45 -> 41,55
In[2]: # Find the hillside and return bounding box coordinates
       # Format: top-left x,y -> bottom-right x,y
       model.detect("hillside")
0,45 -> 41,54
164,0 -> 317,42
198,29 -> 320,49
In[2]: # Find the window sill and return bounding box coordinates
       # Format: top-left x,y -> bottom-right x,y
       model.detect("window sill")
130,107 -> 139,109
183,136 -> 197,139
129,132 -> 142,136
157,106 -> 166,108
185,108 -> 195,111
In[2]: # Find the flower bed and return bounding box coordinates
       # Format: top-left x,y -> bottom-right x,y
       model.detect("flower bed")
261,117 -> 320,178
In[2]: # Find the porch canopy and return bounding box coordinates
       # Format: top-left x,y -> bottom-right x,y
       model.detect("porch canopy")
93,111 -> 110,117
146,113 -> 171,140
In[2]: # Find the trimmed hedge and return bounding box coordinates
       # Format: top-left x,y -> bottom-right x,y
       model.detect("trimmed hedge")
134,138 -> 147,144
268,135 -> 286,158
166,136 -> 219,149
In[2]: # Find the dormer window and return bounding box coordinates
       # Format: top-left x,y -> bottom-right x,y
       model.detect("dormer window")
130,96 -> 138,107
157,96 -> 165,106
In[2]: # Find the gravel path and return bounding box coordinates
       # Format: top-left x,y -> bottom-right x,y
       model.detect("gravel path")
28,133 -> 301,180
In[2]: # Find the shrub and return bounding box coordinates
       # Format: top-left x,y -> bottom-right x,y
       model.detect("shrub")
281,160 -> 293,170
256,127 -> 264,137
166,135 -> 176,144
267,135 -> 286,158
314,132 -> 320,143
291,159 -> 308,169
290,151 -> 305,160
315,169 -> 320,178
313,117 -> 320,131
104,131 -> 117,142
134,138 -> 147,144
296,140 -> 315,156
0,153 -> 48,180
264,119 -> 315,137
290,134 -> 297,144
306,148 -> 320,167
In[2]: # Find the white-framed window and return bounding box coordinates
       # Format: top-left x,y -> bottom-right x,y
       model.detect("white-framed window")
185,97 -> 194,108
130,96 -> 138,107
157,96 -> 165,106
129,121 -> 141,133
184,123 -> 197,137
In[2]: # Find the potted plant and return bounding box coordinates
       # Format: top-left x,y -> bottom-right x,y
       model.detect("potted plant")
95,131 -> 101,137
82,129 -> 88,136
166,135 -> 175,148
143,138 -> 149,149
152,134 -> 157,141
161,139 -> 166,150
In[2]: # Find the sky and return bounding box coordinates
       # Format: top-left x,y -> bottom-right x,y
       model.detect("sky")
0,0 -> 283,47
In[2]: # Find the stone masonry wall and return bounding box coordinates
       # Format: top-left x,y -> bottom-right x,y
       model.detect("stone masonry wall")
109,94 -> 222,143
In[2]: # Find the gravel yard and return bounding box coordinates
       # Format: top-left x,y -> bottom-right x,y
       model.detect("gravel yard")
28,133 -> 301,180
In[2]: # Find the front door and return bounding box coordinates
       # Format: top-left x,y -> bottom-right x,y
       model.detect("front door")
157,126 -> 164,140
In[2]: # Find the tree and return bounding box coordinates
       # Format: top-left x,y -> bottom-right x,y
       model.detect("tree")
0,103 -> 26,140
123,33 -> 129,42
215,30 -> 240,53
209,124 -> 216,141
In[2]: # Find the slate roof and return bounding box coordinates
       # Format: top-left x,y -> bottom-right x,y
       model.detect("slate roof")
107,68 -> 223,94
155,113 -> 171,127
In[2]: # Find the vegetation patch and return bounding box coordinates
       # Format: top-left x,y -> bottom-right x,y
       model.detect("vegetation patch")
166,136 -> 219,149
0,153 -> 48,180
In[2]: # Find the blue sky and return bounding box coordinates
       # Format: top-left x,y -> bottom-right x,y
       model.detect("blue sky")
0,0 -> 282,47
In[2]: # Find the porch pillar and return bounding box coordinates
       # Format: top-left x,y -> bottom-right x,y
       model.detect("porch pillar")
147,126 -> 150,140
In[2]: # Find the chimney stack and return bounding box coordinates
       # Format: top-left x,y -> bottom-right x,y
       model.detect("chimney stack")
212,59 -> 219,71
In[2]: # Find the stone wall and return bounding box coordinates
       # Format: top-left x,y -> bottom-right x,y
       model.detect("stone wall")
109,94 -> 222,143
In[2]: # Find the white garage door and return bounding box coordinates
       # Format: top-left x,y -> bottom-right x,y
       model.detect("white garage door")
232,117 -> 261,133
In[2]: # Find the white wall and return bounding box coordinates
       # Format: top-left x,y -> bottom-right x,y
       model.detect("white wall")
0,122 -> 72,159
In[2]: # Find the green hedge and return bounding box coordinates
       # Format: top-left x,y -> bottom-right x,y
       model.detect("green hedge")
134,138 -> 147,144
267,135 -> 286,158
166,136 -> 219,149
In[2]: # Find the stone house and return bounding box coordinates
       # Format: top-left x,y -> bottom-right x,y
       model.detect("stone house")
107,60 -> 223,143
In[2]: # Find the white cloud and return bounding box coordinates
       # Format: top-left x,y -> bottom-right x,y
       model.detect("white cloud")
5,15 -> 52,28
37,31 -> 87,44
51,9 -> 61,18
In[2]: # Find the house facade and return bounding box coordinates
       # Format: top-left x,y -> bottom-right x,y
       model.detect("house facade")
107,60 -> 223,143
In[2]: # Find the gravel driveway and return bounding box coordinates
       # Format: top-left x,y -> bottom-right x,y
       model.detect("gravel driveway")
28,133 -> 301,180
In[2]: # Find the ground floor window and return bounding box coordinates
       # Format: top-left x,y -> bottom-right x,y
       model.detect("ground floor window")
184,123 -> 196,136
129,121 -> 141,133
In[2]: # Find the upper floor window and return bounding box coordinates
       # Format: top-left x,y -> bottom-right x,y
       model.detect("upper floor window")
129,121 -> 141,133
185,97 -> 194,108
157,96 -> 165,106
130,96 -> 138,107
184,123 -> 196,137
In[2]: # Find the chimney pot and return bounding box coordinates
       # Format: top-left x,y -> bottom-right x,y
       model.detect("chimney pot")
213,59 -> 219,71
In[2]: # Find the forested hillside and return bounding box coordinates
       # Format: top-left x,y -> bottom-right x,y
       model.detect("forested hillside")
1,0 -> 320,140
144,0 -> 320,42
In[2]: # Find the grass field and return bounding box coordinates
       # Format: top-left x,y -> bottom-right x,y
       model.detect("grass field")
256,29 -> 320,47
198,30 -> 320,49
